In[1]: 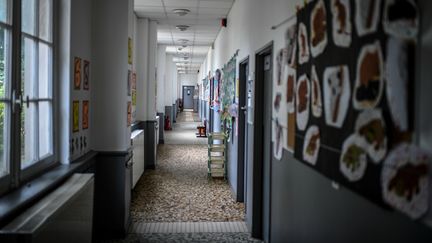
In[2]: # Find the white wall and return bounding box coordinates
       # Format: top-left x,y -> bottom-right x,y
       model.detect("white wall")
156,45 -> 166,113
202,0 -> 301,80
91,0 -> 131,151
164,54 -> 178,106
178,73 -> 198,98
136,18 -> 149,121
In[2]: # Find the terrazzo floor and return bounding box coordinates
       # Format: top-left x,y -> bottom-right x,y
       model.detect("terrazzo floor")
103,233 -> 261,243
122,111 -> 258,242
131,111 -> 245,223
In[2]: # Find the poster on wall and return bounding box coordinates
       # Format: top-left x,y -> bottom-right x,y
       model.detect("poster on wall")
286,19 -> 298,153
127,70 -> 132,96
73,101 -> 79,133
83,60 -> 90,90
127,101 -> 132,127
82,100 -> 89,130
128,38 -> 133,65
74,57 -> 81,90
293,0 -> 421,219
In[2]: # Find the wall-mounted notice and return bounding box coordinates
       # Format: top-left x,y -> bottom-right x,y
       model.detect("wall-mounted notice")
83,100 -> 89,130
128,38 -> 133,65
74,57 -> 81,90
83,60 -> 90,90
73,101 -> 79,132
127,101 -> 132,127
127,70 -> 132,96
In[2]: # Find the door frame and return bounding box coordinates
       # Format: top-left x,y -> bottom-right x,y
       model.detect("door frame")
237,56 -> 249,203
251,42 -> 273,240
182,85 -> 195,109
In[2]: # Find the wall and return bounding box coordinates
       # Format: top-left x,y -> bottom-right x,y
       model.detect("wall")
156,45 -> 166,113
203,0 -> 432,242
178,73 -> 198,97
91,0 -> 131,152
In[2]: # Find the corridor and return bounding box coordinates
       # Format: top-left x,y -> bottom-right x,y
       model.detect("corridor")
119,111 -> 256,242
1,0 -> 432,242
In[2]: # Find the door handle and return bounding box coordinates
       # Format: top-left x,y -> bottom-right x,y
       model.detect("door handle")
240,106 -> 247,111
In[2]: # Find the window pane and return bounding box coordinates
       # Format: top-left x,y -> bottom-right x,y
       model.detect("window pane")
39,0 -> 52,42
22,0 -> 36,36
0,0 -> 9,24
38,101 -> 52,159
0,102 -> 8,177
21,103 -> 37,168
38,42 -> 51,98
0,26 -> 11,98
22,37 -> 36,98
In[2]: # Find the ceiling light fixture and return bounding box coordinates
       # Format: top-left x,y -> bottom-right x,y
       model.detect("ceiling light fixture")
178,39 -> 189,43
172,9 -> 190,16
176,25 -> 190,31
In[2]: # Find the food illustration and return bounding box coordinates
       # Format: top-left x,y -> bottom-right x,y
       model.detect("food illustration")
310,0 -> 328,57
298,22 -> 310,65
273,120 -> 283,160
386,38 -> 409,131
311,65 -> 322,118
296,74 -> 310,131
286,67 -> 296,113
382,143 -> 430,219
353,41 -> 384,110
355,0 -> 381,36
388,163 -> 428,202
331,0 -> 352,47
323,65 -> 350,128
383,0 -> 418,39
302,125 -> 320,165
340,134 -> 368,182
285,23 -> 298,67
355,109 -> 387,163
274,93 -> 282,112
277,49 -> 284,85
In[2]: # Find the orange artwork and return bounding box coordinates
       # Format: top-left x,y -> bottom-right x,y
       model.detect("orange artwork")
74,57 -> 81,90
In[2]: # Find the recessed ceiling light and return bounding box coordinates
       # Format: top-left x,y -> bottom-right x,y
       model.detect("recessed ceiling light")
172,9 -> 190,16
176,25 -> 190,31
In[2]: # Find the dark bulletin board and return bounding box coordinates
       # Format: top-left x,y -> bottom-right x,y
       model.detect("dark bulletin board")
294,0 -> 416,209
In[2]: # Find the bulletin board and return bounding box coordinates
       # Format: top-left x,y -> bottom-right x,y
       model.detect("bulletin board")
291,0 -> 427,220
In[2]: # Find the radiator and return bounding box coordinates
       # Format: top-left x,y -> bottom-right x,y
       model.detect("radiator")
0,173 -> 94,243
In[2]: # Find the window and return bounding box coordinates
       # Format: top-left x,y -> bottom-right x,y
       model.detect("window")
0,0 -> 54,193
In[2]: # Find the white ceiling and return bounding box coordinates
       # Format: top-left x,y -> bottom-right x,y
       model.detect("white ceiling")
134,0 -> 234,74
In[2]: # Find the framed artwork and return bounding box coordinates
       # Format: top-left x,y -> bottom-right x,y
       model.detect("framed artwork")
83,60 -> 90,90
83,100 -> 89,130
127,101 -> 132,127
132,90 -> 137,106
74,57 -> 81,90
127,70 -> 131,96
73,101 -> 79,133
132,72 -> 137,90
128,38 -> 133,65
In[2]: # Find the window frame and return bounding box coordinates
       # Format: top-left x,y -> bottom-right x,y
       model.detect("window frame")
0,0 -> 58,193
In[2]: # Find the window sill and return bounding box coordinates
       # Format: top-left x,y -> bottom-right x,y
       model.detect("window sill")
0,151 -> 97,228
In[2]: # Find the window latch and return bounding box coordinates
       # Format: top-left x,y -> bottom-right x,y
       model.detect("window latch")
11,90 -> 23,114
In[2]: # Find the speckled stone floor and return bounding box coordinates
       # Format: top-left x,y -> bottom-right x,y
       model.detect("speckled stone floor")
103,233 -> 261,243
131,111 -> 245,223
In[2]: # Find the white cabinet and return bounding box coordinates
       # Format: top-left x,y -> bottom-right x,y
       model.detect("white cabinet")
131,129 -> 144,188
